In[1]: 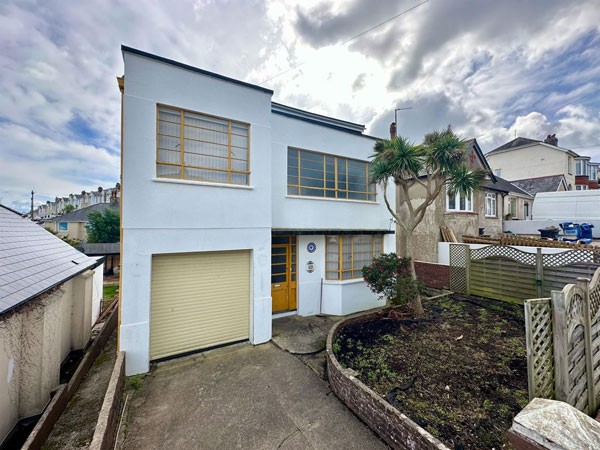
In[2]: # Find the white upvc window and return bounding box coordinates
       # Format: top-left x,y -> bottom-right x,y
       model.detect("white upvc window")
485,193 -> 497,217
58,222 -> 68,231
576,159 -> 587,176
590,165 -> 598,181
568,157 -> 573,175
446,189 -> 473,212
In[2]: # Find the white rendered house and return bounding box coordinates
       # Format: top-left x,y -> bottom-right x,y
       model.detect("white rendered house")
119,46 -> 395,375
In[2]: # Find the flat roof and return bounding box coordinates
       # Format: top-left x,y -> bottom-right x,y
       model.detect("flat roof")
121,45 -> 274,95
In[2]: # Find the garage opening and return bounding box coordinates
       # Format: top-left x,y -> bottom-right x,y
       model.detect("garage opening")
149,250 -> 250,360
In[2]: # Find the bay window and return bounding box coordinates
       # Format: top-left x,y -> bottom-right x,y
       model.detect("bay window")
325,235 -> 383,280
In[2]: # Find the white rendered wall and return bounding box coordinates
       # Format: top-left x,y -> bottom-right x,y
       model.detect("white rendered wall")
486,144 -> 574,188
270,114 -> 395,231
91,262 -> 104,326
121,52 -> 273,375
296,233 -> 394,316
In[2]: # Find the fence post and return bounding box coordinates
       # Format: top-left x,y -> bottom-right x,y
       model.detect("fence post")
536,248 -> 543,298
552,289 -> 569,403
465,246 -> 471,296
577,277 -> 594,415
524,300 -> 535,400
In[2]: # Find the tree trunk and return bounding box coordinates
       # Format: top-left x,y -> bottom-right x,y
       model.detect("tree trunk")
398,229 -> 425,317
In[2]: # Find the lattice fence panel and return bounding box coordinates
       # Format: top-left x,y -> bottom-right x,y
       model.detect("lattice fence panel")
567,322 -> 589,412
589,270 -> 600,412
449,244 -> 467,294
471,245 -> 536,265
524,298 -> 555,400
542,249 -> 600,267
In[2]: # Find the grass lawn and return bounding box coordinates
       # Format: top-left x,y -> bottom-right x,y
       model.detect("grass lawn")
103,285 -> 118,299
333,294 -> 528,450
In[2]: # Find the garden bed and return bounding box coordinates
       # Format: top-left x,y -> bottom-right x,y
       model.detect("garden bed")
333,294 -> 528,449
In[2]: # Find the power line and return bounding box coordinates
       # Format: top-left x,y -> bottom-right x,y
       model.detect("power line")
258,0 -> 429,85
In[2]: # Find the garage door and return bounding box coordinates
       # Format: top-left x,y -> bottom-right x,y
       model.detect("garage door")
150,250 -> 250,360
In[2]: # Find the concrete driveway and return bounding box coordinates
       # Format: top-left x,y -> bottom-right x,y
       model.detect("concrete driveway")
122,342 -> 387,450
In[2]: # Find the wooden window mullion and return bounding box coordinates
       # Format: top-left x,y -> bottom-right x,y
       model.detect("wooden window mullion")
180,110 -> 184,179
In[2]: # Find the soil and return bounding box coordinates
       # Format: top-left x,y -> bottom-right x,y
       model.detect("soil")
42,330 -> 118,450
333,294 -> 528,450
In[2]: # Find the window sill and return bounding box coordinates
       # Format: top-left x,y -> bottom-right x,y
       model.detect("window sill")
323,278 -> 366,285
152,178 -> 254,190
484,215 -> 498,219
285,195 -> 379,205
445,211 -> 476,215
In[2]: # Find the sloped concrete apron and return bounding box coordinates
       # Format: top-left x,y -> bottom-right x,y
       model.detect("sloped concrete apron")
326,309 -> 450,450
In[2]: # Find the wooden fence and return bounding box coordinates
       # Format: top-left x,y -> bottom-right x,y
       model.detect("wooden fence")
449,244 -> 600,303
523,268 -> 600,416
462,234 -> 596,249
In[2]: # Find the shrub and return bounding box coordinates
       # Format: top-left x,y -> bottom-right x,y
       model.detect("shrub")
362,253 -> 422,306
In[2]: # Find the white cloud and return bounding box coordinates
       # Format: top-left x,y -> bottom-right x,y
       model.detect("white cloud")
1,0 -> 600,211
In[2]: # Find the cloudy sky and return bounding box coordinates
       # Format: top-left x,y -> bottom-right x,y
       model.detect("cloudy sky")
1,0 -> 600,211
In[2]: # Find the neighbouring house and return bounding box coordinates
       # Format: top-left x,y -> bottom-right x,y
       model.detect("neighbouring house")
404,138 -> 511,263
0,204 -> 104,443
33,184 -> 121,220
119,46 -> 396,375
486,135 -> 579,191
510,174 -> 568,198
497,177 -> 535,221
575,156 -> 600,190
43,202 -> 119,242
80,242 -> 120,275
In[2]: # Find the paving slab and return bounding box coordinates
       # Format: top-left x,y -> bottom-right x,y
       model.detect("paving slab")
272,315 -> 341,354
121,342 -> 387,450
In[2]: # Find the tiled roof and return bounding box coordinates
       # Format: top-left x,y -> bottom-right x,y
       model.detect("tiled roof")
482,176 -> 533,197
0,205 -> 99,316
487,137 -> 541,155
50,202 -> 119,223
510,175 -> 566,197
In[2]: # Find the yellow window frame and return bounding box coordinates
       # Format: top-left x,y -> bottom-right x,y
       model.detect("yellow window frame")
156,104 -> 251,185
287,147 -> 376,201
325,234 -> 384,280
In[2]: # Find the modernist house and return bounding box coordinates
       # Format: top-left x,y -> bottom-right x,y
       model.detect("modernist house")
119,46 -> 395,375
44,202 -> 119,242
574,156 -> 599,190
486,136 -> 578,191
0,205 -> 103,443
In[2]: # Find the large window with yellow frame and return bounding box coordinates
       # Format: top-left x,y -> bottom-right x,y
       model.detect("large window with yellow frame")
156,105 -> 250,185
287,148 -> 376,201
325,235 -> 384,280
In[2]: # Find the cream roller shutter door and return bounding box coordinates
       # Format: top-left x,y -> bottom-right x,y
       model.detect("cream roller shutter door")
150,251 -> 250,360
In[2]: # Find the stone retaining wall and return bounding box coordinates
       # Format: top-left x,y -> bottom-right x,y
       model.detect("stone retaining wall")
327,311 -> 450,450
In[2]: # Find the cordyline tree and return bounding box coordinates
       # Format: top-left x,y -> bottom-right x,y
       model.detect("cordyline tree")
369,126 -> 486,315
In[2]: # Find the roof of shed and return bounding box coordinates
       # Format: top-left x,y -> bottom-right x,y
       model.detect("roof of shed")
0,205 -> 100,316
81,242 -> 120,255
50,202 -> 119,223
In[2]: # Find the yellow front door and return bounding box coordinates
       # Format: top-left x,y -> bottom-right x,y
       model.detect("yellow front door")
271,235 -> 297,313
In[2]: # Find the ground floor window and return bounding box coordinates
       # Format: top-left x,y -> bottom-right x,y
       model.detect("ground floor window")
325,234 -> 384,280
446,189 -> 473,212
58,222 -> 68,231
508,198 -> 517,216
485,192 -> 497,217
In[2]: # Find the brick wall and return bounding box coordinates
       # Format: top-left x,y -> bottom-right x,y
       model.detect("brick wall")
327,313 -> 450,450
414,261 -> 450,290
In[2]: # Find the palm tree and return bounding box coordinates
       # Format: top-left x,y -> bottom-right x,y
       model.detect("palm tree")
370,126 -> 486,315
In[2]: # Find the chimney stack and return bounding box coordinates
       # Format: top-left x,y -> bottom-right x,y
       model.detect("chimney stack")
544,134 -> 558,146
390,122 -> 397,139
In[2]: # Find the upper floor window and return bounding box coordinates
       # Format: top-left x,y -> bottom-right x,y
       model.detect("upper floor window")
485,193 -> 497,217
494,169 -> 502,177
287,148 -> 375,201
590,165 -> 598,181
325,234 -> 383,280
576,159 -> 587,176
156,106 -> 249,185
446,188 -> 473,212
